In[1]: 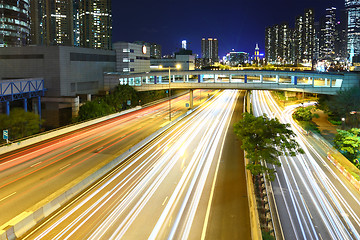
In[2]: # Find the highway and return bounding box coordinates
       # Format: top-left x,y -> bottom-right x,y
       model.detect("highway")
22,90 -> 239,239
252,90 -> 360,240
0,90 -> 210,229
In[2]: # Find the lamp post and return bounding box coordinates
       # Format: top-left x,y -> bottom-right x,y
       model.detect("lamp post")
159,64 -> 181,121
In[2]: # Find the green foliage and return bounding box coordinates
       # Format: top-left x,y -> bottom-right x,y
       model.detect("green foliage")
77,99 -> 115,122
262,231 -> 275,240
76,84 -> 168,122
234,113 -> 303,180
334,129 -> 360,168
293,106 -> 317,122
0,108 -> 42,141
317,87 -> 360,121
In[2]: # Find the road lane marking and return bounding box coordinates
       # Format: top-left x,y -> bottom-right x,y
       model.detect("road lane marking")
60,164 -> 71,171
30,162 -> 42,168
0,192 -> 16,202
162,196 -> 168,206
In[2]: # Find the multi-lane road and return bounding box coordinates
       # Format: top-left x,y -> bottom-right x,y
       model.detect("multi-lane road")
21,90 -> 244,239
0,90 -> 210,229
253,90 -> 360,240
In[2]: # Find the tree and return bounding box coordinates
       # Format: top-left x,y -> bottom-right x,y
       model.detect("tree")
333,129 -> 360,168
77,99 -> 115,122
317,87 -> 360,123
0,108 -> 42,140
234,113 -> 303,180
293,106 -> 318,122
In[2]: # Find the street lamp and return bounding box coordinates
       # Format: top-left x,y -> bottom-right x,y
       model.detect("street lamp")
159,64 -> 181,121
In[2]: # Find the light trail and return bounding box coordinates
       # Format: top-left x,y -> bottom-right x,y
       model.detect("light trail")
24,90 -> 239,239
252,90 -> 360,240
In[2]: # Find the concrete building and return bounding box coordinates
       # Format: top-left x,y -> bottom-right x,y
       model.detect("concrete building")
113,42 -> 150,73
0,0 -> 30,47
0,46 -> 115,127
150,43 -> 162,59
225,52 -> 248,66
79,0 -> 112,50
151,54 -> 195,70
346,0 -> 360,62
201,38 -> 218,65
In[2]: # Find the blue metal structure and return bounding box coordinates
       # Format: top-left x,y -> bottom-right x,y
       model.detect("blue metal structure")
0,79 -> 46,116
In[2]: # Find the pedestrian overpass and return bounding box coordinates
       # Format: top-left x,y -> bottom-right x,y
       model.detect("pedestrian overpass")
104,70 -> 360,96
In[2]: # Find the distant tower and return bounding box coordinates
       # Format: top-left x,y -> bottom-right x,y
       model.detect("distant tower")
201,38 -> 219,65
182,40 -> 187,49
255,44 -> 260,61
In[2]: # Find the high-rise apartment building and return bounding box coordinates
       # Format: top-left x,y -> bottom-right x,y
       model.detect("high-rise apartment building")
0,0 -> 31,47
30,0 -> 74,46
320,7 -> 337,60
201,38 -> 218,65
303,9 -> 315,62
346,0 -> 360,62
265,9 -> 315,64
79,0 -> 112,50
265,23 -> 290,64
335,9 -> 348,61
29,0 -> 112,49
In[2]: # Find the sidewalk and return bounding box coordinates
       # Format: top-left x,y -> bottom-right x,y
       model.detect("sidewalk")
311,110 -> 339,144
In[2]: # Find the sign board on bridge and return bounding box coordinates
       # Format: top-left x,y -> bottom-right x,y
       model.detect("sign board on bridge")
3,130 -> 8,141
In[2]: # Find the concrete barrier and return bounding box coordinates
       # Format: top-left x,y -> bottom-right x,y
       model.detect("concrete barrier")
243,91 -> 262,240
0,105 -> 192,239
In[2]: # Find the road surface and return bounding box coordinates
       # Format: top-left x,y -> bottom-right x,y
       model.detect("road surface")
253,90 -> 360,240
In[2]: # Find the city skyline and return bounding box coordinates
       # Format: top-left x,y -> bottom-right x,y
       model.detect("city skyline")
112,0 -> 344,57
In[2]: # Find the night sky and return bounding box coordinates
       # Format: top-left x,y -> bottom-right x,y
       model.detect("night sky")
112,0 -> 344,58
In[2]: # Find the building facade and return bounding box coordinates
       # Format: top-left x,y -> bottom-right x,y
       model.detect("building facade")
0,46 -> 115,127
0,0 -> 31,47
151,55 -> 195,70
201,38 -> 218,65
29,0 -> 74,46
265,9 -> 315,65
79,0 -> 112,50
226,52 -> 248,66
346,0 -> 360,62
150,43 -> 162,59
113,42 -> 150,73
29,0 -> 112,49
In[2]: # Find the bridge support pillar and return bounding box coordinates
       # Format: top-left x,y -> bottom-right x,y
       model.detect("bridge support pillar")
154,76 -> 157,84
190,89 -> 194,109
260,75 -> 263,83
276,75 -> 279,83
146,76 -> 149,84
198,75 -> 203,83
173,75 -> 175,82
330,79 -> 333,87
325,78 -> 328,87
24,98 -> 28,112
312,77 -> 315,86
244,75 -> 248,83
186,75 -> 189,82
37,96 -> 42,121
159,76 -> 162,83
291,76 -> 297,85
308,77 -> 312,85
214,75 -> 218,83
6,101 -> 10,115
183,75 -> 186,82
229,74 -> 232,83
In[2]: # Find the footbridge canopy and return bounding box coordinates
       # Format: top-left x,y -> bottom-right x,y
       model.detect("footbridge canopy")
104,70 -> 360,95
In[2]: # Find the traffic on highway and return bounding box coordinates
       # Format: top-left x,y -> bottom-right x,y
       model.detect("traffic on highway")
21,90 -> 239,239
252,90 -> 360,240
